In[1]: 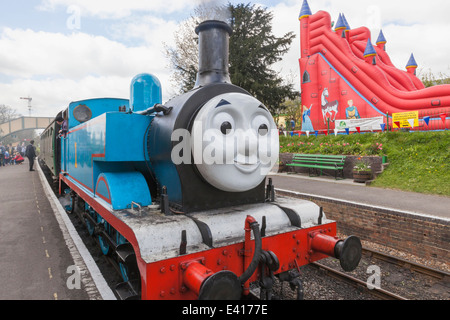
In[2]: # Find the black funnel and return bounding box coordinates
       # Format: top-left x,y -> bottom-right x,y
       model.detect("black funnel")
194,20 -> 233,88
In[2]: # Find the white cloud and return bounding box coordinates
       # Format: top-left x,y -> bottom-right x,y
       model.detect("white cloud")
383,24 -> 450,74
0,28 -> 168,78
268,2 -> 302,93
38,0 -> 201,18
0,76 -> 129,117
0,27 -> 178,116
108,15 -> 179,48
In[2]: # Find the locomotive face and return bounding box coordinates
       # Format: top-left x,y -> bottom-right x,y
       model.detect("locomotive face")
191,92 -> 279,192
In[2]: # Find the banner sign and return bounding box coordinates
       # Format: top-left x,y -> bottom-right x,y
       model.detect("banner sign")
335,117 -> 384,131
392,111 -> 419,128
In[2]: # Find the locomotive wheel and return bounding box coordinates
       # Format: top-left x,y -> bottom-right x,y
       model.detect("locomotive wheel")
97,215 -> 111,255
85,216 -> 95,236
84,204 -> 96,236
119,264 -> 129,282
99,236 -> 110,255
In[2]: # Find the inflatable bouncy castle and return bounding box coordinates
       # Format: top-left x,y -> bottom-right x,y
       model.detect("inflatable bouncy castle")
298,0 -> 450,133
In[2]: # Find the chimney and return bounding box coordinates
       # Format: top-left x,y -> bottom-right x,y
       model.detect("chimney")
194,20 -> 233,88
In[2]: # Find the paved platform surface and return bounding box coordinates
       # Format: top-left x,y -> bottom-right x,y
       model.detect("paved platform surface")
269,172 -> 450,220
0,159 -> 111,300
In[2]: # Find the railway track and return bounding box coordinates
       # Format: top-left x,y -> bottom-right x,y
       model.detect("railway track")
361,247 -> 450,281
311,246 -> 450,300
310,261 -> 407,300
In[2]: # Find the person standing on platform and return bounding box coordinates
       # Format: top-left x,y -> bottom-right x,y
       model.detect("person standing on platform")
25,140 -> 36,171
20,142 -> 26,157
0,143 -> 5,167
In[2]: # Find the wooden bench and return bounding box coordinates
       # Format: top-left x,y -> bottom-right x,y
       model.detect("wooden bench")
286,154 -> 346,179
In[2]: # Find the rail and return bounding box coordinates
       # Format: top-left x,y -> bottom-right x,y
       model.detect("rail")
310,262 -> 408,300
362,247 -> 450,280
311,246 -> 449,300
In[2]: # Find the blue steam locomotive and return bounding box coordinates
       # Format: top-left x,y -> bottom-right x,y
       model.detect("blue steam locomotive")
40,20 -> 361,300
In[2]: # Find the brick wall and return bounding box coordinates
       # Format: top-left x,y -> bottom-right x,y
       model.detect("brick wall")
276,190 -> 450,265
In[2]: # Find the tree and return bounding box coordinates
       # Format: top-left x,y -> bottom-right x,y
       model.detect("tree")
165,3 -> 298,112
228,3 -> 297,113
281,98 -> 302,130
419,69 -> 450,88
0,104 -> 20,124
0,104 -> 27,144
165,3 -> 226,94
165,18 -> 199,93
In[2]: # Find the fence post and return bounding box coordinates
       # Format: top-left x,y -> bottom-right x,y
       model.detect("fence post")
386,112 -> 389,132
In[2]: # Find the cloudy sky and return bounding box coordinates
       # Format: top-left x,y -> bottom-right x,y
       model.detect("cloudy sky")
1,0 -> 450,118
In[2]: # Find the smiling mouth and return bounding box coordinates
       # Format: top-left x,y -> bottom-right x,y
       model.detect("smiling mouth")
234,160 -> 260,173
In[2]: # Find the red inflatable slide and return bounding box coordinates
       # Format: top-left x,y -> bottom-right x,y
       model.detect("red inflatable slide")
298,0 -> 449,133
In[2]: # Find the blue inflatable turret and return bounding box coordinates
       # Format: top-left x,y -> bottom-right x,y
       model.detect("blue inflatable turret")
406,53 -> 418,75
334,13 -> 346,31
299,0 -> 312,20
342,14 -> 351,31
376,30 -> 387,51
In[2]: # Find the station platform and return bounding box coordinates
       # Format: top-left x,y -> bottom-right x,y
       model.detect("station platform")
0,159 -> 115,300
268,172 -> 450,220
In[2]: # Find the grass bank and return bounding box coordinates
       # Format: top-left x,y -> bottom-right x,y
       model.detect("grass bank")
279,131 -> 450,196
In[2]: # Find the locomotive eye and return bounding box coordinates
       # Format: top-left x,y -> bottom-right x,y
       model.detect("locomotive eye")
258,124 -> 268,136
221,121 -> 233,135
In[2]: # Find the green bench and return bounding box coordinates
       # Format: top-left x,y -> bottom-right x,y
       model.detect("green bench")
286,154 -> 346,180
